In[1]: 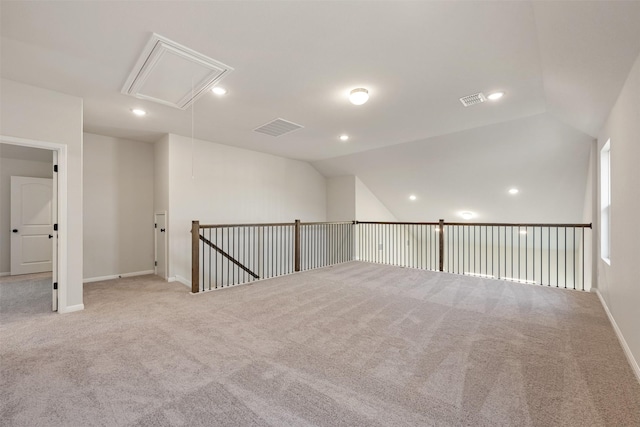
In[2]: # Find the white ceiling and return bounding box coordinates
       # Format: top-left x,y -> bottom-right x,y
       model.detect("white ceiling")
1,1 -> 639,222
314,113 -> 593,223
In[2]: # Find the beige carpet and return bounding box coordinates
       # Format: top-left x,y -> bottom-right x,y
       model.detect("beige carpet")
0,272 -> 53,324
1,262 -> 638,426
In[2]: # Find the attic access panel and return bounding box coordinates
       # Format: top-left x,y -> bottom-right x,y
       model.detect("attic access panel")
122,33 -> 233,110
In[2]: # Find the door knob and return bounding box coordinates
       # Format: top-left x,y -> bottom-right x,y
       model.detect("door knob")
49,234 -> 53,239
160,228 -> 166,232
12,229 -> 18,233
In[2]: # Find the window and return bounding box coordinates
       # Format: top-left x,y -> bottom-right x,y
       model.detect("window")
600,139 -> 611,264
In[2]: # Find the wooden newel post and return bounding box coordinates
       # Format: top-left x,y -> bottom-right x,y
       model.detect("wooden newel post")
294,219 -> 301,272
191,220 -> 200,293
438,219 -> 444,272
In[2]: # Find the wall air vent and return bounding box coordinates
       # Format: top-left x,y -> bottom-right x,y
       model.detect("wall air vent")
459,92 -> 487,107
254,118 -> 304,137
121,33 -> 233,110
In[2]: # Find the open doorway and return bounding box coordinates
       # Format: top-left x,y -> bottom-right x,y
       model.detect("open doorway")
0,138 -> 65,316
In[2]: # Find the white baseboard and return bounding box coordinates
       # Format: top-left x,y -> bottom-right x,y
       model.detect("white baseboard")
83,270 -> 155,283
59,304 -> 84,314
0,272 -> 9,277
595,289 -> 640,383
169,275 -> 191,288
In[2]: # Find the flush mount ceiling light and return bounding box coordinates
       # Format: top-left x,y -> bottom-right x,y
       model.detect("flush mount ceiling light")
460,211 -> 474,220
487,91 -> 505,101
339,135 -> 349,142
211,86 -> 227,95
349,88 -> 369,105
519,230 -> 527,235
508,188 -> 519,195
131,108 -> 147,116
409,195 -> 417,201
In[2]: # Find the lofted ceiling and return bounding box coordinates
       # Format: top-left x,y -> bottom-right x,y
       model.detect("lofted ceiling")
1,1 -> 639,221
314,113 -> 593,223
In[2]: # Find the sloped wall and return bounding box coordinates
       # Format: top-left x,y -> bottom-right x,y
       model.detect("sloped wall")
355,176 -> 397,221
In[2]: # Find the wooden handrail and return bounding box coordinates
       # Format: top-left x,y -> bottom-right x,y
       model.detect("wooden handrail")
300,221 -> 356,226
199,234 -> 260,280
356,221 -> 592,228
441,222 -> 592,228
355,221 -> 440,225
199,222 -> 294,229
198,220 -> 356,229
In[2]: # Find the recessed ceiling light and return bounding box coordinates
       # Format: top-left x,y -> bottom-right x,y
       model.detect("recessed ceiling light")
349,88 -> 369,105
487,92 -> 505,101
460,211 -> 474,220
211,86 -> 227,95
409,195 -> 417,201
508,188 -> 519,195
339,135 -> 349,142
131,108 -> 147,116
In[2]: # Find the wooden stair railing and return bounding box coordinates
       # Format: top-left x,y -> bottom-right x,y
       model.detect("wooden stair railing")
192,219 -> 592,293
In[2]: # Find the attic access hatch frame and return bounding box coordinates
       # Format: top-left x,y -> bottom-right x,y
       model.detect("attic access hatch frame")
121,33 -> 234,110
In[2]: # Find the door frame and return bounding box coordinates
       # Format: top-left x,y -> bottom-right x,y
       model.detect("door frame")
154,211 -> 168,279
1,135 -> 67,312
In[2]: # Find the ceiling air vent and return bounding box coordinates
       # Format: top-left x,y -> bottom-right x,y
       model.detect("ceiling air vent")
122,33 -> 233,110
254,118 -> 304,137
459,92 -> 486,107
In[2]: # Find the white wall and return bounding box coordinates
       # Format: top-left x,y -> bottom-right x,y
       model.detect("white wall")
0,78 -> 83,311
83,133 -> 154,280
154,134 -> 170,215
327,176 -> 356,221
596,52 -> 640,376
164,134 -> 326,284
0,146 -> 53,274
355,176 -> 397,221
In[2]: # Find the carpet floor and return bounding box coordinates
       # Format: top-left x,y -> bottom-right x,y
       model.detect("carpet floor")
0,272 -> 53,325
1,262 -> 639,426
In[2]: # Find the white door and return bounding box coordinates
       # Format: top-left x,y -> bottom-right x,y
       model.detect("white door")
155,213 -> 167,279
10,176 -> 53,275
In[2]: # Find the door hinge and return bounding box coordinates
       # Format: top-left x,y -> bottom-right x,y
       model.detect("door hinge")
53,165 -> 58,173
155,261 -> 158,266
53,282 -> 58,290
53,224 -> 58,231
